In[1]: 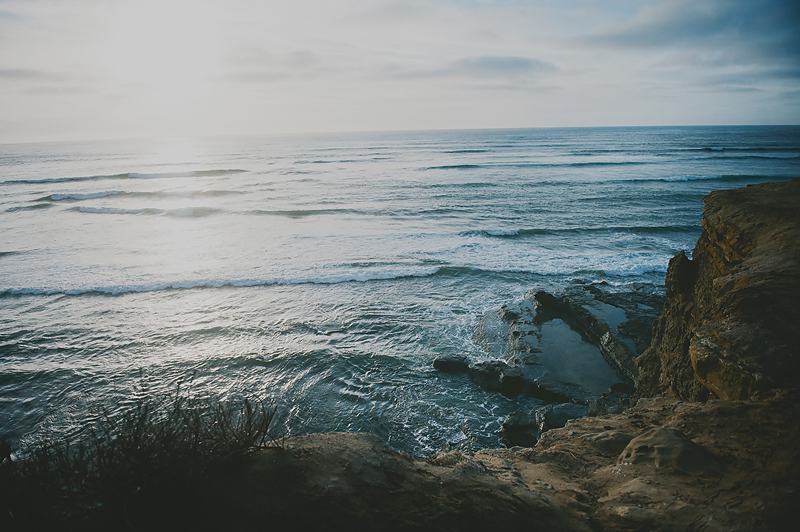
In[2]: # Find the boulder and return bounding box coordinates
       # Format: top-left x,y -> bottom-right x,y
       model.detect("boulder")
432,353 -> 470,373
618,427 -> 716,474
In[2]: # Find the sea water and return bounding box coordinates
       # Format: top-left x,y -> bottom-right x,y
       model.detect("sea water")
1,126 -> 798,455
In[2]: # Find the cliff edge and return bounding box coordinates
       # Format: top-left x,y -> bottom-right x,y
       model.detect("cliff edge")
638,178 -> 800,401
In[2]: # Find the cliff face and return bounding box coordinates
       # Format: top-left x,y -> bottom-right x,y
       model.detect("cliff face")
638,178 -> 800,400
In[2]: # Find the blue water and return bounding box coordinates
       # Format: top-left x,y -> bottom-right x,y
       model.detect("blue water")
1,126 -> 798,455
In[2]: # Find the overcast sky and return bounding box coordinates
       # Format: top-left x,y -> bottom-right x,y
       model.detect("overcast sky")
1,0 -> 798,143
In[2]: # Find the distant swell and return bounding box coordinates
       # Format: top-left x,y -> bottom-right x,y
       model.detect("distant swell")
39,189 -> 242,202
423,164 -> 482,170
248,208 -> 363,218
3,169 -> 247,185
69,206 -> 221,217
421,161 -> 650,171
459,225 -> 699,238
660,174 -> 775,183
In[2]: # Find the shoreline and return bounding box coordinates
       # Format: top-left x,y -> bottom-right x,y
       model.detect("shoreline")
3,178 -> 799,531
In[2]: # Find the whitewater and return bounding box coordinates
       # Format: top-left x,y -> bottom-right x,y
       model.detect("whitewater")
1,126 -> 798,455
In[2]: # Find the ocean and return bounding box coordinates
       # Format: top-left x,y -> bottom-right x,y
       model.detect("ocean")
1,126 -> 798,456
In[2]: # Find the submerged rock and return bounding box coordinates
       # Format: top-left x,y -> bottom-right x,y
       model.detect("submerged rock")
459,281 -> 659,406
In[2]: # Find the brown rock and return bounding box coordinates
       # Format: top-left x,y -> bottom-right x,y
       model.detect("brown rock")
638,178 -> 800,400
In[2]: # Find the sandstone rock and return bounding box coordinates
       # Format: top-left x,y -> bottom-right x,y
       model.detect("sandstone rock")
618,427 -> 715,474
639,178 -> 800,400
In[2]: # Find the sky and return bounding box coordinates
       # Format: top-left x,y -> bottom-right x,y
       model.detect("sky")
0,0 -> 798,143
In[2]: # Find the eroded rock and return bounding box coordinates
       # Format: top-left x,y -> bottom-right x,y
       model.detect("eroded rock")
638,178 -> 800,400
618,427 -> 715,474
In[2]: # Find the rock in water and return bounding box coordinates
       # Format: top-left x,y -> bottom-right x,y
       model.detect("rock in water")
432,353 -> 470,373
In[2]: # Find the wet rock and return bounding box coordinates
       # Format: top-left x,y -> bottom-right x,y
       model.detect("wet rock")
523,374 -> 593,405
499,410 -> 539,448
535,403 -> 590,433
530,288 -> 644,384
432,353 -> 470,373
499,366 -> 525,397
468,360 -> 507,391
498,305 -> 522,322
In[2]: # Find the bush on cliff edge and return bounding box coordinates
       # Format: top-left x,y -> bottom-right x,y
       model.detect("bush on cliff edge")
0,389 -> 282,531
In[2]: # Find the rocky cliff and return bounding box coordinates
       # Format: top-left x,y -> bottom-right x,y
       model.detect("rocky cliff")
638,178 -> 800,401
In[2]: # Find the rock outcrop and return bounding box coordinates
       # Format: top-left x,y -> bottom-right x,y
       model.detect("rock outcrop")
227,389 -> 799,531
638,178 -> 800,400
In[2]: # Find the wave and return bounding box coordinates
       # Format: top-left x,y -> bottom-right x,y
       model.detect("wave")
430,260 -> 668,279
2,169 -> 247,185
5,202 -> 53,212
294,159 -> 362,164
459,225 -> 699,239
57,204 -> 361,218
690,154 -> 800,161
69,206 -> 163,215
420,160 -> 651,171
40,191 -> 123,201
659,174 -> 775,182
0,269 -> 442,298
39,189 -> 242,202
691,147 -> 800,154
1,257 -> 670,299
69,206 -> 220,217
422,164 -> 482,170
416,182 -> 497,189
247,208 -> 363,218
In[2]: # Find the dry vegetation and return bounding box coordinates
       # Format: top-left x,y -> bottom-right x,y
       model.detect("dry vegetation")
0,390 -> 281,531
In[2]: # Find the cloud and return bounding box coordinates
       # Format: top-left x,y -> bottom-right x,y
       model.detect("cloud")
0,67 -> 70,87
576,0 -> 800,91
0,68 -> 50,80
582,0 -> 800,61
448,56 -> 556,79
393,55 -> 557,83
221,46 -> 328,84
